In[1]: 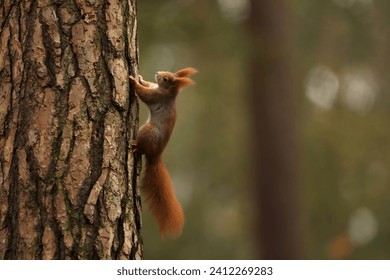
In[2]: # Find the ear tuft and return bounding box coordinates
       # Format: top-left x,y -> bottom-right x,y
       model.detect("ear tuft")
175,77 -> 195,89
175,67 -> 198,78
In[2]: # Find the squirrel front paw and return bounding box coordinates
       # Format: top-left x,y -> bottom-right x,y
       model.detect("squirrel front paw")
139,75 -> 147,85
129,75 -> 136,83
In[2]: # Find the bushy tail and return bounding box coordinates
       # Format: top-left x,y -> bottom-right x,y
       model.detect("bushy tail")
142,155 -> 184,237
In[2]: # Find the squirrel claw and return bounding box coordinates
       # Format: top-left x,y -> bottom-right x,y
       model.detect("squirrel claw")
131,139 -> 138,152
139,75 -> 147,85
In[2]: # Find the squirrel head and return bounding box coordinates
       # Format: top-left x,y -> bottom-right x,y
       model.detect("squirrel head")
155,67 -> 198,93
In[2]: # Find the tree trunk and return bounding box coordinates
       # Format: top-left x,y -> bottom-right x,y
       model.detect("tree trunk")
247,0 -> 303,259
0,0 -> 142,259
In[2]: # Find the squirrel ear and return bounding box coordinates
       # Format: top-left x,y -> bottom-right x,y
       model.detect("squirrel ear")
175,77 -> 195,89
175,67 -> 198,78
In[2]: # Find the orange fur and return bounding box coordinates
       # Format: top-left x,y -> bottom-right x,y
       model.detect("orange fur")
143,155 -> 184,237
129,67 -> 197,237
176,77 -> 195,88
175,67 -> 198,78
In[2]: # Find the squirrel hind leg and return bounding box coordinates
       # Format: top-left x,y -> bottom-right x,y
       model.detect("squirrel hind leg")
130,139 -> 138,152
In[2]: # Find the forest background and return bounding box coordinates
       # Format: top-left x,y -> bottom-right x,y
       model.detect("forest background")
137,0 -> 390,259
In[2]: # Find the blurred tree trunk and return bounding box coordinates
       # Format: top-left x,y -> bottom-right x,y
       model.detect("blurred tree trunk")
0,0 -> 142,259
247,0 -> 303,259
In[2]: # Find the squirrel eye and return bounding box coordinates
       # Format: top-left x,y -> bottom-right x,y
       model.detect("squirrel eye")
163,77 -> 169,82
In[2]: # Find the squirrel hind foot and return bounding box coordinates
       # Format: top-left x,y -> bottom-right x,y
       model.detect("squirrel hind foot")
130,139 -> 138,152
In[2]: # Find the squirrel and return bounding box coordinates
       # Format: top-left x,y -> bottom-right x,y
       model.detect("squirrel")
129,67 -> 197,237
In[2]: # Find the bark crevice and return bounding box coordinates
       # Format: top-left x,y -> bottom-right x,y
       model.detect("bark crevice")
1,0 -> 142,260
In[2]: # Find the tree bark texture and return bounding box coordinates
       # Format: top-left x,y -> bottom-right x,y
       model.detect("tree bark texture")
0,0 -> 142,259
247,0 -> 303,259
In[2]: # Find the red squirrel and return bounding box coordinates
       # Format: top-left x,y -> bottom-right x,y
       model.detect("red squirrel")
129,67 -> 197,237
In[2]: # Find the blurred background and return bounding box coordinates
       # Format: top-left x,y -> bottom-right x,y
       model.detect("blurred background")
137,0 -> 390,259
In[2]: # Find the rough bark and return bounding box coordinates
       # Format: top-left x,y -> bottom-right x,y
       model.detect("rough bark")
0,0 -> 142,259
247,0 -> 303,259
